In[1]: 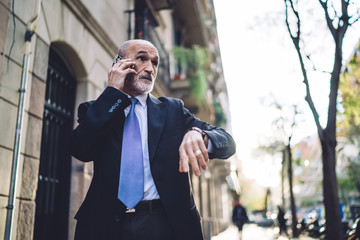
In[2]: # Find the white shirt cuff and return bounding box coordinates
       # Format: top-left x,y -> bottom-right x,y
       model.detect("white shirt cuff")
207,139 -> 214,153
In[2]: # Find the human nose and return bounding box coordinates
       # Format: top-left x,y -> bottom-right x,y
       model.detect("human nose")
144,61 -> 154,73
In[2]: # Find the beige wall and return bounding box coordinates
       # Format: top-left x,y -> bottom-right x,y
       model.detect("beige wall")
0,0 -> 10,82
79,0 -> 132,45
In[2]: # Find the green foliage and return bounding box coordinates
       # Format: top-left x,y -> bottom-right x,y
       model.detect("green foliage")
212,101 -> 227,127
301,197 -> 321,207
338,50 -> 360,138
338,174 -> 357,193
172,45 -> 211,103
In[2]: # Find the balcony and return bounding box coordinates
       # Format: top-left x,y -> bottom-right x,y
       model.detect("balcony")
173,0 -> 209,46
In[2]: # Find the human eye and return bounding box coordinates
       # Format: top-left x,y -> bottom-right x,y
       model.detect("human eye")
152,60 -> 158,66
137,55 -> 146,61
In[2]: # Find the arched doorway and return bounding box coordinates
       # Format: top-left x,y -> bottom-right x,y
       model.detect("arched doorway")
33,46 -> 76,240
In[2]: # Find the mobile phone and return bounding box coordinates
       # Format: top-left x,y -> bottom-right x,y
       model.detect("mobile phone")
112,54 -> 134,81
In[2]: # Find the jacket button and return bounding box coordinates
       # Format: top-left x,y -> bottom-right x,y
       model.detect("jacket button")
117,99 -> 122,103
109,109 -> 113,112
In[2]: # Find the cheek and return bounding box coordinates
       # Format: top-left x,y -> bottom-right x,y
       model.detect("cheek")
134,63 -> 142,71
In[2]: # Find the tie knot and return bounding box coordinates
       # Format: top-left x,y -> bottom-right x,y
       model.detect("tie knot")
131,97 -> 138,106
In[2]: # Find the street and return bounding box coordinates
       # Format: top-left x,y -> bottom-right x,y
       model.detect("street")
212,224 -> 317,240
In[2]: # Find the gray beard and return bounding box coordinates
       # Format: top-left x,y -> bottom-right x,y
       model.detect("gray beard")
130,78 -> 154,94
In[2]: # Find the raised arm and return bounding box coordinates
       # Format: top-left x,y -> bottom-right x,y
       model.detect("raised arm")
178,101 -> 236,176
70,87 -> 131,162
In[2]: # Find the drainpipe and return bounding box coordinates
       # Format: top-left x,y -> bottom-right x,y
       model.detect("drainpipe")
4,0 -> 41,239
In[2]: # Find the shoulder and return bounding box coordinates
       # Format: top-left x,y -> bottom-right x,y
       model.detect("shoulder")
160,96 -> 183,104
150,94 -> 184,106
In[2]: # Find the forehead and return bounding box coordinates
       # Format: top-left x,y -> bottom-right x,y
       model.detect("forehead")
127,41 -> 159,58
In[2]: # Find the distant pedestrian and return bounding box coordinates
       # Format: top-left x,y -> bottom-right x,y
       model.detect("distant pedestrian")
232,200 -> 249,240
277,205 -> 287,235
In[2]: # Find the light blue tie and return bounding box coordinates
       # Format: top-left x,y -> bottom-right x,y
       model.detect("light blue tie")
118,98 -> 144,209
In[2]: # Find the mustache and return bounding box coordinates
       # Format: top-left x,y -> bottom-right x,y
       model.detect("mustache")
139,74 -> 152,80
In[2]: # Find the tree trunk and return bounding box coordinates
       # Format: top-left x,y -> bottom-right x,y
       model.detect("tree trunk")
287,144 -> 298,237
284,1 -> 352,238
320,134 -> 343,240
320,32 -> 343,240
281,150 -> 286,209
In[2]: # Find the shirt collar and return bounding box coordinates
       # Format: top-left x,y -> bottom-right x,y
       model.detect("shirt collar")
132,93 -> 148,109
124,92 -> 148,108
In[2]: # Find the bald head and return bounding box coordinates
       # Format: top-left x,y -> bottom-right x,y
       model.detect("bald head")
118,39 -> 158,59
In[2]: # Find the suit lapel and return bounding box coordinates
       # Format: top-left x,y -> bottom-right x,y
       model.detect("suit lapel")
147,94 -> 166,163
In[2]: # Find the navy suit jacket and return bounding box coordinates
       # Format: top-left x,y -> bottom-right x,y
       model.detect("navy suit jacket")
70,87 -> 236,240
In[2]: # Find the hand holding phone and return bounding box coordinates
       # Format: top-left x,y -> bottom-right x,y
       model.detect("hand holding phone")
108,55 -> 136,91
112,55 -> 134,81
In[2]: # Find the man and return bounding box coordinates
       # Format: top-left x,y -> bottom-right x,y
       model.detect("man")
70,39 -> 236,240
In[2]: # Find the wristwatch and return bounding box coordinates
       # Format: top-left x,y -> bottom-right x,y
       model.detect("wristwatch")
190,127 -> 206,140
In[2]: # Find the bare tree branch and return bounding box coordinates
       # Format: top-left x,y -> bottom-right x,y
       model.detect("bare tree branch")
284,1 -> 357,238
305,49 -> 332,74
319,0 -> 336,37
284,0 -> 301,42
330,1 -> 339,19
349,10 -> 360,25
284,0 -> 324,138
325,0 -> 350,132
341,0 -> 350,26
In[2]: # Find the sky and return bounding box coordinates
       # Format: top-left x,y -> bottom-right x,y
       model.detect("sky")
213,0 -> 360,188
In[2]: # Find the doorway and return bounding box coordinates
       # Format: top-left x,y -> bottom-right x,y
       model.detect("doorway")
33,47 -> 76,240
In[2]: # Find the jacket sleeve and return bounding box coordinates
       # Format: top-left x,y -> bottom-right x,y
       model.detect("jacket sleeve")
179,99 -> 236,159
70,87 -> 131,162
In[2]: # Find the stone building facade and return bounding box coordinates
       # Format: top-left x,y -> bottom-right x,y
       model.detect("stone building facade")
0,0 -> 239,239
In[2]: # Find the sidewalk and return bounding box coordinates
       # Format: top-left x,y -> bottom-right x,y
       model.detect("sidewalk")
211,224 -> 317,240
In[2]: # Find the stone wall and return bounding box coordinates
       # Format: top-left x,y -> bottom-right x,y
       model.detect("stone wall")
0,0 -> 10,82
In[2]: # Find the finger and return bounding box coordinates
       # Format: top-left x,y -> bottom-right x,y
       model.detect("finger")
190,131 -> 209,162
186,148 -> 201,176
195,150 -> 207,171
198,141 -> 209,163
179,146 -> 189,173
124,68 -> 137,76
120,61 -> 136,70
112,59 -> 134,69
112,59 -> 124,69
